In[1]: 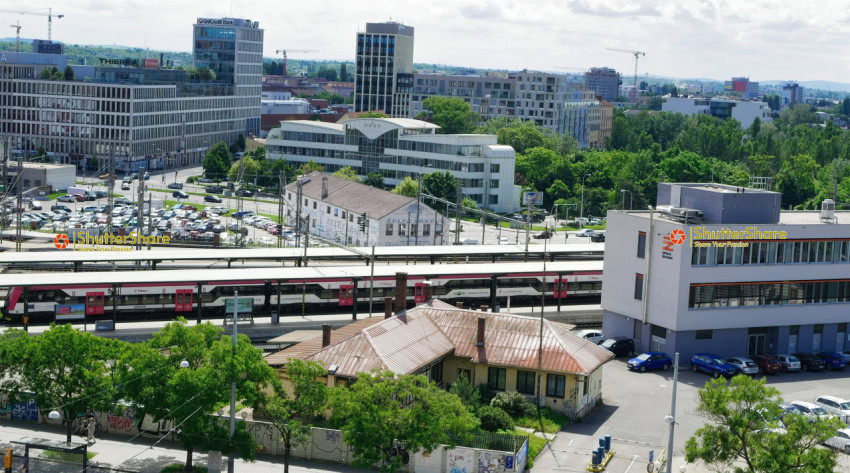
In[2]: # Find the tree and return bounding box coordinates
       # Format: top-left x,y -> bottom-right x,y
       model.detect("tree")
117,320 -> 280,471
88,154 -> 99,171
639,80 -> 648,91
422,171 -> 457,213
329,370 -> 479,473
262,360 -> 327,473
391,176 -> 418,198
362,172 -> 385,188
195,67 -> 216,81
358,111 -> 388,118
39,67 -> 52,79
685,375 -> 841,473
339,63 -> 350,82
298,160 -> 324,174
236,133 -> 246,152
670,86 -> 678,97
333,166 -> 359,181
1,325 -> 122,442
228,156 -> 260,183
63,65 -> 75,81
448,372 -> 480,412
203,142 -> 231,179
416,96 -> 480,134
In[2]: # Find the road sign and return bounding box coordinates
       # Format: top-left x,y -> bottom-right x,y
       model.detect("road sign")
647,462 -> 655,473
225,297 -> 253,314
649,450 -> 654,462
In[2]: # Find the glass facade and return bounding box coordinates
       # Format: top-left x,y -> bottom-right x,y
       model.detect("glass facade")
691,240 -> 850,266
689,280 -> 850,309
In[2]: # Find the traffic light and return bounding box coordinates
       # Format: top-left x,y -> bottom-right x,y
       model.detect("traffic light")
359,212 -> 367,232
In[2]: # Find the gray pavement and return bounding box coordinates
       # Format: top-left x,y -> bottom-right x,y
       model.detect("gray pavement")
532,357 -> 850,473
0,420 -> 366,473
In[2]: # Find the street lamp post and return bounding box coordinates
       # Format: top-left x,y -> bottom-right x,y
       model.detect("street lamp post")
580,173 -> 591,227
620,189 -> 633,210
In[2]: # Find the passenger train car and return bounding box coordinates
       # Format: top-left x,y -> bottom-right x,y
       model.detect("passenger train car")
1,262 -> 603,323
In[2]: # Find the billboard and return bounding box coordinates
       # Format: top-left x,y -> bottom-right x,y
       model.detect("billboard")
225,298 -> 253,314
522,191 -> 544,206
144,59 -> 159,69
56,304 -> 85,321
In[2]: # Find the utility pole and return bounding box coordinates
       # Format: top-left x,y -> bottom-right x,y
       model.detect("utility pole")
454,178 -> 462,245
0,138 -> 7,244
295,177 -> 303,249
236,157 -> 245,246
106,144 -> 115,236
136,167 -> 145,251
227,291 -> 239,473
16,155 -> 22,252
415,173 -> 422,246
665,353 -> 680,473
277,170 -> 285,249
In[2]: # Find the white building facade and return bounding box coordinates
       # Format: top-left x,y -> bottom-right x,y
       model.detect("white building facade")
662,97 -> 772,128
354,22 -> 414,118
602,183 -> 850,362
266,118 -> 521,213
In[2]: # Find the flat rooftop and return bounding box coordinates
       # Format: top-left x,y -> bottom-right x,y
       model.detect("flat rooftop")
621,210 -> 850,226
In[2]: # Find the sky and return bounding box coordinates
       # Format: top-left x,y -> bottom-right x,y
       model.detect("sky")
3,0 -> 850,84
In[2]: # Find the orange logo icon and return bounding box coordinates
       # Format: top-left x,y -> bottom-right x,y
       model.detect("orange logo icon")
670,229 -> 686,245
54,234 -> 69,249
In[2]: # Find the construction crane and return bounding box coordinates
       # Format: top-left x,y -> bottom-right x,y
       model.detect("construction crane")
10,20 -> 21,53
606,48 -> 645,103
274,49 -> 318,77
0,7 -> 64,41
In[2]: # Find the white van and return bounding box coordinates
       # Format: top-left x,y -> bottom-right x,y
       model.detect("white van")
462,239 -> 478,245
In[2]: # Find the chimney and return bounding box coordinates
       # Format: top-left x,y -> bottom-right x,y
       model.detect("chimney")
321,324 -> 332,347
394,272 -> 408,314
456,302 -> 464,309
321,177 -> 328,199
476,317 -> 486,346
384,297 -> 393,319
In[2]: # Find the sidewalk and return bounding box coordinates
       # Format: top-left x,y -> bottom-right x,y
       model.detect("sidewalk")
0,420 -> 366,473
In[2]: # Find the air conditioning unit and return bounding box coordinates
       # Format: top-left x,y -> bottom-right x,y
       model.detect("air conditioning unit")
821,199 -> 837,223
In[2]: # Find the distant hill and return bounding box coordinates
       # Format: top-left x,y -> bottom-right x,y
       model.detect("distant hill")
760,80 -> 850,93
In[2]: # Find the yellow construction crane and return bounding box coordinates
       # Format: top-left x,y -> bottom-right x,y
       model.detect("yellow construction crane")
274,49 -> 318,77
10,20 -> 21,53
0,7 -> 64,41
606,47 -> 646,102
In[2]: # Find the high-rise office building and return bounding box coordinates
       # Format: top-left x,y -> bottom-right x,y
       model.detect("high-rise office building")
354,22 -> 414,117
584,67 -> 619,103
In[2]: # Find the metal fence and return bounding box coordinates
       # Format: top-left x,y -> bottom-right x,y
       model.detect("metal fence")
450,430 -> 528,453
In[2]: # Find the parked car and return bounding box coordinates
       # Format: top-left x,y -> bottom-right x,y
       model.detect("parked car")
589,218 -> 604,225
204,195 -> 222,203
793,353 -> 826,371
824,428 -> 850,454
143,172 -> 150,180
600,337 -> 635,357
575,229 -> 594,238
198,177 -> 213,183
791,401 -> 834,421
533,230 -> 554,239
121,182 -> 131,191
816,352 -> 847,370
206,186 -> 223,194
57,194 -> 76,203
167,182 -> 184,190
498,236 -> 510,245
115,197 -> 132,206
590,232 -> 605,242
627,352 -> 672,372
51,204 -> 71,213
572,329 -> 604,345
778,402 -> 807,424
775,354 -> 802,372
690,353 -> 737,378
233,210 -> 255,219
752,354 -> 782,374
235,189 -> 253,197
815,396 -> 850,424
173,191 -> 189,199
841,350 -> 850,363
725,357 -> 760,375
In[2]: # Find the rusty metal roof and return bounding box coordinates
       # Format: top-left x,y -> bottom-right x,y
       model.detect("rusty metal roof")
268,300 -> 611,377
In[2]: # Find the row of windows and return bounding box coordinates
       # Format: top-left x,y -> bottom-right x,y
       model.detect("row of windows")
688,281 -> 850,309
488,368 -> 566,397
692,240 -> 850,266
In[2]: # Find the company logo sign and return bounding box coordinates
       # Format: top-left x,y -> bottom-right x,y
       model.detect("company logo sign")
53,234 -> 69,249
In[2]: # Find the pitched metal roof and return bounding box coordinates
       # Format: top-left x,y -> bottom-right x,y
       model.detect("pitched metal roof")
286,171 -> 424,219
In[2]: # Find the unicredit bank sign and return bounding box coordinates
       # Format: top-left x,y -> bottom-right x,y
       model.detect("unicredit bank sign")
197,18 -> 234,25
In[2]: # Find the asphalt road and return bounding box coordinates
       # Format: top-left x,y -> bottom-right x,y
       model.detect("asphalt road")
532,357 -> 850,472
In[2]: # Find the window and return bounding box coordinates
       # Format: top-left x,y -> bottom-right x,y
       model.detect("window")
637,232 -> 646,258
516,370 -> 535,394
546,374 -> 566,397
695,330 -> 713,340
313,202 -> 317,209
326,206 -> 331,214
487,367 -> 506,391
634,273 -> 644,300
423,223 -> 430,236
385,223 -> 393,236
633,319 -> 642,342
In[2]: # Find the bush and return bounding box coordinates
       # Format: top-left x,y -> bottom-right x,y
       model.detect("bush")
476,383 -> 496,405
478,405 -> 513,432
491,391 -> 535,418
449,372 -> 480,412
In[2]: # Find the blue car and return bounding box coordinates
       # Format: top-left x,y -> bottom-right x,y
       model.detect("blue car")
627,352 -> 672,372
816,352 -> 847,370
690,353 -> 737,378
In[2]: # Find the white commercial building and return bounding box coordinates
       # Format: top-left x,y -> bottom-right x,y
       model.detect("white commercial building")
602,182 -> 850,361
284,171 -> 451,246
4,162 -> 76,192
266,118 -> 521,213
662,96 -> 772,128
260,99 -> 311,114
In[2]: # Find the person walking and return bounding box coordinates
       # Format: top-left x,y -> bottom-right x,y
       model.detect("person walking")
86,415 -> 96,443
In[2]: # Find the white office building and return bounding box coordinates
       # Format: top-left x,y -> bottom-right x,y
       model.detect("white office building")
354,22 -> 415,118
602,182 -> 850,361
662,97 -> 772,128
284,171 -> 451,246
266,118 -> 521,213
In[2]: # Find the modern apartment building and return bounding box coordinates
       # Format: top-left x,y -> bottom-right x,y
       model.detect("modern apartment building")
662,96 -> 772,128
410,73 -> 516,121
354,22 -> 414,118
602,183 -> 850,361
0,17 -> 263,172
265,118 -> 521,213
510,70 -> 568,131
782,82 -> 805,109
584,67 -> 619,103
724,77 -> 759,100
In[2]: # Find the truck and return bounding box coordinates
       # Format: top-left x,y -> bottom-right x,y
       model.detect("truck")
66,186 -> 89,196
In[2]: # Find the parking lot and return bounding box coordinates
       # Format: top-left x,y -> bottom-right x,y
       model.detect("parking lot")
532,356 -> 850,472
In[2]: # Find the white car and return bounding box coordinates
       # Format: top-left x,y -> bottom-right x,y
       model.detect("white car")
725,357 -> 759,375
572,329 -> 605,345
498,236 -> 510,245
575,229 -> 594,238
816,396 -> 850,424
824,428 -> 850,454
791,401 -> 834,421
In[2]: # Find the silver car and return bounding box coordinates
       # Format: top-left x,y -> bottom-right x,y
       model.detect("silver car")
726,357 -> 759,375
775,354 -> 802,372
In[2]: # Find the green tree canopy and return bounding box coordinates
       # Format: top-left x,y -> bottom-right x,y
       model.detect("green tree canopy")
333,166 -> 359,181
228,156 -> 261,183
362,172 -> 385,188
391,176 -> 418,198
203,142 -> 231,179
685,375 -> 841,473
63,65 -> 75,81
298,160 -> 325,174
417,96 -> 480,134
359,111 -> 388,118
329,370 -> 479,473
